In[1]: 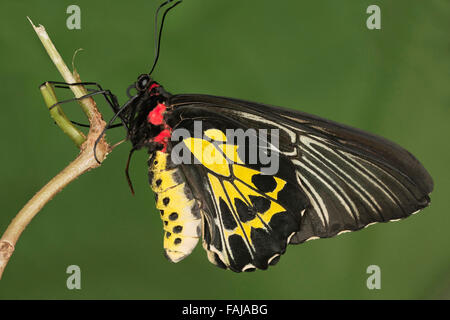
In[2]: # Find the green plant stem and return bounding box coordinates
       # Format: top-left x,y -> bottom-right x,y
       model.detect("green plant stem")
40,82 -> 86,147
27,17 -> 94,119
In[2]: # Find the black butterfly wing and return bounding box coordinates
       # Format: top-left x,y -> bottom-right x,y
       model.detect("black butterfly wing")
167,111 -> 308,271
166,94 -> 433,270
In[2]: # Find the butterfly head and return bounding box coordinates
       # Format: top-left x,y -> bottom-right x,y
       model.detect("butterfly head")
120,74 -> 172,153
135,74 -> 160,95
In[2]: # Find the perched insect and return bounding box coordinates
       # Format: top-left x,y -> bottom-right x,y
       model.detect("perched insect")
52,1 -> 433,272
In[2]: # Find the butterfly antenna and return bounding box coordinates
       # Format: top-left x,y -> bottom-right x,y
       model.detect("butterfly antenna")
149,0 -> 183,75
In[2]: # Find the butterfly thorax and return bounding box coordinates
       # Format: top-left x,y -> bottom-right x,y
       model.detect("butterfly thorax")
124,76 -> 173,153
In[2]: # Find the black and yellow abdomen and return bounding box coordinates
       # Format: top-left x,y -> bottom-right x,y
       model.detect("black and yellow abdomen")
149,151 -> 201,263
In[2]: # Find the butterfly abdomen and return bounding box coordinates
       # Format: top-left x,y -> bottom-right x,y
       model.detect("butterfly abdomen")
148,151 -> 202,263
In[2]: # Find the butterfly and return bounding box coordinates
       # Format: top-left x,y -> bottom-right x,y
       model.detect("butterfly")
114,70 -> 433,272
65,1 -> 433,272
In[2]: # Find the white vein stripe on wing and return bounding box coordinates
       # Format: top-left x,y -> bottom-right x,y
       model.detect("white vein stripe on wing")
342,151 -> 402,208
294,163 -> 329,227
293,157 -> 358,222
301,135 -> 382,214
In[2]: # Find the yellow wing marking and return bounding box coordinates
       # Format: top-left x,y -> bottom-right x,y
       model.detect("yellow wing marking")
208,174 -> 255,254
183,137 -> 230,176
205,128 -> 243,164
232,164 -> 260,189
207,173 -> 230,206
207,173 -> 239,259
234,180 -> 286,225
219,144 -> 244,164
222,181 -> 265,247
266,177 -> 287,200
232,164 -> 286,200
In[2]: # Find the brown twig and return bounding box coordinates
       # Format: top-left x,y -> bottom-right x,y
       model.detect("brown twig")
0,19 -> 112,279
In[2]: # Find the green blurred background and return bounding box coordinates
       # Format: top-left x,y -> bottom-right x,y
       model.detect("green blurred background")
0,0 -> 448,299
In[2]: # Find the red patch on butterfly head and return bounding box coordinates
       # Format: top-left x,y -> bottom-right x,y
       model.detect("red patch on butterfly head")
147,103 -> 166,125
153,129 -> 172,152
148,83 -> 160,94
147,102 -> 172,152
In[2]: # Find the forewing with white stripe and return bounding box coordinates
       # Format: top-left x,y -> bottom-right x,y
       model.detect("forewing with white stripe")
169,94 -> 433,255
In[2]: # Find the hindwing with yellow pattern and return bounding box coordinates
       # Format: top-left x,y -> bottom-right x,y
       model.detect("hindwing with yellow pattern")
173,125 -> 308,272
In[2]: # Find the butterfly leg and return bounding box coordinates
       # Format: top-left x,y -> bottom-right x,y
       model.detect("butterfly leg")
44,81 -> 121,113
42,81 -> 127,130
